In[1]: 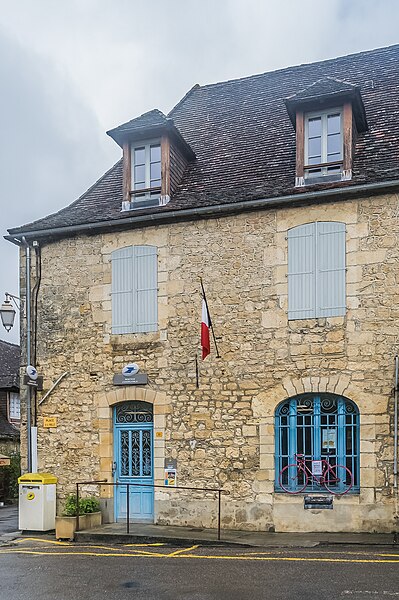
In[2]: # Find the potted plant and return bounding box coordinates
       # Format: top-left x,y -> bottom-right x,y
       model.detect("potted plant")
55,494 -> 102,541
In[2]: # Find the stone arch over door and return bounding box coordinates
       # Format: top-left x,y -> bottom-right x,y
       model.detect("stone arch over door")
96,388 -> 169,496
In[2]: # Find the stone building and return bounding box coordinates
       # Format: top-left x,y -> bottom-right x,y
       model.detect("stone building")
6,44 -> 399,533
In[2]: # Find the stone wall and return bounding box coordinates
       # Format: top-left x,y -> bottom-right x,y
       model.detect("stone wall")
22,191 -> 399,531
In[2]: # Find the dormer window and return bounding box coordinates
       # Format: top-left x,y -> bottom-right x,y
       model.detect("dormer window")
131,142 -> 161,208
284,77 -> 368,188
106,108 -> 195,212
305,109 -> 343,182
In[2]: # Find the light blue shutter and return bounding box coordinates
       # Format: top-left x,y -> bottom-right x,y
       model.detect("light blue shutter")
288,223 -> 316,319
316,222 -> 346,317
135,246 -> 158,333
112,246 -> 134,334
112,245 -> 157,334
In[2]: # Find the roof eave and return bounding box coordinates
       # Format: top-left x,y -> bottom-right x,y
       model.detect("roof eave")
7,178 -> 399,243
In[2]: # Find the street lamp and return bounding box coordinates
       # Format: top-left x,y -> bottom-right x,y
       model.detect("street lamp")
0,293 -> 20,332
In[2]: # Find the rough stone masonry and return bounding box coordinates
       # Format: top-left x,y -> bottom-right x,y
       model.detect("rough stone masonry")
18,192 -> 399,533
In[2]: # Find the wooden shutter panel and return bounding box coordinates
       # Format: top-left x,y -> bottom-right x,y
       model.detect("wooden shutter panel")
112,245 -> 158,334
112,246 -> 134,334
316,222 -> 346,317
134,246 -> 158,333
288,223 -> 316,320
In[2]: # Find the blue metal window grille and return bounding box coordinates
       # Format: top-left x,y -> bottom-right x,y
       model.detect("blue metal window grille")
275,394 -> 359,493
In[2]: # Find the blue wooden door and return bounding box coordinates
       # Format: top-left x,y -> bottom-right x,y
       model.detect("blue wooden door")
114,402 -> 154,522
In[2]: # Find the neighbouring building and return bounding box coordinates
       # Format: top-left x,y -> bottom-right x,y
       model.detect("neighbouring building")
0,339 -> 20,457
6,44 -> 399,533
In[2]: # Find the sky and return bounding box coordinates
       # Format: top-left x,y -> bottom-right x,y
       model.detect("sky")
0,0 -> 398,345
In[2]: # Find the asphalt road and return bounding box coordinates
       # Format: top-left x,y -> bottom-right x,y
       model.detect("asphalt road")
0,504 -> 18,535
0,538 -> 398,600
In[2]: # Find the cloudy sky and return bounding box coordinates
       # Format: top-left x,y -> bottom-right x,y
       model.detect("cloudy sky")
0,0 -> 398,344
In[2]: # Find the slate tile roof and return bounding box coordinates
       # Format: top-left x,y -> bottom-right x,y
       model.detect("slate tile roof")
9,44 -> 399,237
0,416 -> 19,440
0,340 -> 19,390
286,76 -> 358,101
107,108 -> 169,136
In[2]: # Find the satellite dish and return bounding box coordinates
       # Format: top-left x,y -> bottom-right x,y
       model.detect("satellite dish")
122,363 -> 140,377
26,365 -> 38,381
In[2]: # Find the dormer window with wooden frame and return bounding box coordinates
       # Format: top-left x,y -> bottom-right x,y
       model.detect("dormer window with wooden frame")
285,77 -> 368,188
106,109 -> 195,212
131,142 -> 162,208
304,108 -> 343,181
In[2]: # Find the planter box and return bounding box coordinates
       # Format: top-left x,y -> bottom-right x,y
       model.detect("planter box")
55,512 -> 102,541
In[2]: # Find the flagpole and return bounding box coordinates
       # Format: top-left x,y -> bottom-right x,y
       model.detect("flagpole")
195,355 -> 199,388
199,277 -> 221,359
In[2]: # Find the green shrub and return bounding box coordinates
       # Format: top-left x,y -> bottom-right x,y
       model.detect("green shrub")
62,494 -> 100,516
1,453 -> 21,500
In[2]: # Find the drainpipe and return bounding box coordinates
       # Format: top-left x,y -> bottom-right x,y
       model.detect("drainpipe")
394,355 -> 398,490
22,236 -> 32,473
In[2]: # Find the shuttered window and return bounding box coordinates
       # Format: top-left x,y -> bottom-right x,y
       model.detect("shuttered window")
111,245 -> 158,334
288,222 -> 346,320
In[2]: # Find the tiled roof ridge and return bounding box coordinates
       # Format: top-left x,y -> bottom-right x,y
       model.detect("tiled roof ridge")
195,43 -> 399,92
9,160 -> 122,235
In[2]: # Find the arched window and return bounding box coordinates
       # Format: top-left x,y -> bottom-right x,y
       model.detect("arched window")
275,394 -> 359,492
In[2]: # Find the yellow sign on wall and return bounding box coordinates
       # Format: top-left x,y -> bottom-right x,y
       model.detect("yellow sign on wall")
43,417 -> 57,428
155,431 -> 163,438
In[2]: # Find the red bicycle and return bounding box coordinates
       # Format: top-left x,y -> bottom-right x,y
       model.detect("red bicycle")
278,454 -> 353,495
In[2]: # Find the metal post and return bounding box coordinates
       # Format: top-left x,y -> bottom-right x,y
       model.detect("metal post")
76,483 -> 80,532
22,237 -> 32,473
126,483 -> 130,534
394,355 -> 398,489
217,490 -> 221,541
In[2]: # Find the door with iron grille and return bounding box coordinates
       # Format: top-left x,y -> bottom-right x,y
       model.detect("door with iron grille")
114,401 -> 154,522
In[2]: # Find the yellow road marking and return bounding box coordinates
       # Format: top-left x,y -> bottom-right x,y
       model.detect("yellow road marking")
0,548 -> 398,564
15,538 -> 72,546
179,554 -> 399,564
244,550 -> 399,558
123,543 -> 165,547
166,545 -> 199,557
0,549 -> 167,558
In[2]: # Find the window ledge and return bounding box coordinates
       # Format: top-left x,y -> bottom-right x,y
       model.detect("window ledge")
121,195 -> 170,212
110,331 -> 164,351
296,169 -> 352,188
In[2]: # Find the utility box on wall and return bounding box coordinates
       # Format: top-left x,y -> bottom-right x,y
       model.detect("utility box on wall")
18,473 -> 58,531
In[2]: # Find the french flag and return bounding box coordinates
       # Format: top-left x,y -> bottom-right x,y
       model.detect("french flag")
201,298 -> 211,360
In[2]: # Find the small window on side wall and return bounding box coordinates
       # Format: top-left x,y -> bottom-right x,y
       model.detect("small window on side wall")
288,221 -> 346,320
305,109 -> 342,182
111,245 -> 158,334
9,392 -> 20,421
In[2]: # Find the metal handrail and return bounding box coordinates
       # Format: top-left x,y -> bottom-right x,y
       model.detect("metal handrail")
76,480 -> 228,541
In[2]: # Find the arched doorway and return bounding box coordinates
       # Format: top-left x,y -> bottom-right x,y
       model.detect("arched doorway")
113,401 -> 154,522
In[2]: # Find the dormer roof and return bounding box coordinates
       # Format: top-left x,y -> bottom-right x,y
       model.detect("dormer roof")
107,108 -> 195,160
285,76 -> 368,132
